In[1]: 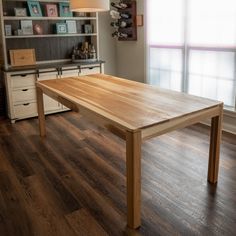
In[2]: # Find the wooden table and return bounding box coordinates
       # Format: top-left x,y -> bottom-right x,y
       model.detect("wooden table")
36,74 -> 223,229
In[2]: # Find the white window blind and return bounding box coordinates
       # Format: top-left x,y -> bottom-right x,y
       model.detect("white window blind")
147,0 -> 236,109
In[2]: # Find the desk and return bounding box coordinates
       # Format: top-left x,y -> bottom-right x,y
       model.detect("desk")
36,74 -> 223,229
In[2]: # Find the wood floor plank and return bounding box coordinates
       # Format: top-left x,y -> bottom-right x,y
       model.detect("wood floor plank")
0,113 -> 235,235
20,175 -> 76,236
66,208 -> 108,236
0,171 -> 33,236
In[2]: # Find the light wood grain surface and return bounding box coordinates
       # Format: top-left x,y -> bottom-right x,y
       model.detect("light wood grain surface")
36,74 -> 223,229
36,74 -> 222,131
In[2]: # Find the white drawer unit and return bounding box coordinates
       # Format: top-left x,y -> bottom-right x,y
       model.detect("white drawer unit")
61,67 -> 80,78
4,62 -> 104,123
10,73 -> 36,89
37,69 -> 62,113
13,102 -> 38,119
12,88 -> 36,104
80,65 -> 101,76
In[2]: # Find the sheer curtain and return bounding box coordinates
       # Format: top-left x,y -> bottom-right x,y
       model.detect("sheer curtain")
147,0 -> 236,108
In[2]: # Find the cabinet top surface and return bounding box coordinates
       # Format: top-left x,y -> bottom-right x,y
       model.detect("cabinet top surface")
36,74 -> 223,131
2,60 -> 105,73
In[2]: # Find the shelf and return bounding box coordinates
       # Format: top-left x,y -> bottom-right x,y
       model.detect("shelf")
3,16 -> 97,21
5,33 -> 97,38
3,0 -> 70,2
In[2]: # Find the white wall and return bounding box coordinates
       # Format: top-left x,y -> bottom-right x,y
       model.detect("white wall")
98,11 -> 117,75
116,0 -> 145,83
98,0 -> 145,82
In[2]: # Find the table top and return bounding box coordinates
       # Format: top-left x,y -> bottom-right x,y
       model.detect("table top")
36,74 -> 223,131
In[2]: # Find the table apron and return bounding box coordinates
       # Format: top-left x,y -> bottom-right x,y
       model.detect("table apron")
141,105 -> 222,141
37,85 -> 128,139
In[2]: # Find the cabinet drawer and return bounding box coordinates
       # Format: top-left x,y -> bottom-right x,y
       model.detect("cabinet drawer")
80,66 -> 100,76
14,102 -> 37,118
43,95 -> 61,112
11,74 -> 36,88
61,69 -> 79,78
12,88 -> 36,103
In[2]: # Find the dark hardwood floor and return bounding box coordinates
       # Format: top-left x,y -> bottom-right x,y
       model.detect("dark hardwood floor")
0,111 -> 235,236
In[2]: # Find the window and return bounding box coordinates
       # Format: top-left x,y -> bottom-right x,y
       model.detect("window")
147,0 -> 236,109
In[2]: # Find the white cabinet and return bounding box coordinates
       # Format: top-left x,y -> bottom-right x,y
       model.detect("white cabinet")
61,67 -> 80,78
4,63 -> 103,123
37,70 -> 61,113
4,71 -> 38,121
80,65 -> 101,75
4,69 -> 63,123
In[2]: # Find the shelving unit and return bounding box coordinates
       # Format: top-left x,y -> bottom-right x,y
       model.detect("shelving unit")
0,0 -> 99,69
3,16 -> 97,20
5,33 -> 97,38
0,0 -> 104,121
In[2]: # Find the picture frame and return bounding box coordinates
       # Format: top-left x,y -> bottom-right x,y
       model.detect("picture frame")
14,8 -> 27,17
33,23 -> 43,35
5,25 -> 12,36
27,1 -> 42,17
21,20 -> 33,35
56,23 -> 67,34
66,20 -> 77,34
45,4 -> 58,17
84,24 -> 93,34
59,2 -> 73,17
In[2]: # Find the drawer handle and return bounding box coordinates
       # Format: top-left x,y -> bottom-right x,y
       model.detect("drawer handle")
88,67 -> 94,70
22,89 -> 28,92
20,74 -> 27,77
23,103 -> 30,106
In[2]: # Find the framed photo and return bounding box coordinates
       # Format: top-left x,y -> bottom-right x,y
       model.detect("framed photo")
27,1 -> 42,17
84,24 -> 93,34
45,4 -> 58,17
5,25 -> 12,36
59,3 -> 72,17
21,20 -> 33,35
66,20 -> 77,34
14,8 -> 27,17
56,23 -> 67,34
33,23 -> 43,35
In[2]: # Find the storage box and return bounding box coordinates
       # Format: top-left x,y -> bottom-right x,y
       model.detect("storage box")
9,49 -> 36,67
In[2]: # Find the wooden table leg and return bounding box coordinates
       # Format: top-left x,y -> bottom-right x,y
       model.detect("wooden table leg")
126,130 -> 141,229
208,105 -> 223,184
36,87 -> 46,137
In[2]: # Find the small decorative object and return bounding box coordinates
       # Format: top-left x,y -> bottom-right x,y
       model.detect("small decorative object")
5,25 -> 12,36
21,20 -> 33,35
33,24 -> 43,34
9,49 -> 36,67
110,10 -> 130,19
17,29 -> 23,35
84,24 -> 93,34
74,12 -> 87,17
14,30 -> 23,36
45,4 -> 58,17
112,31 -> 128,39
14,8 -> 27,17
56,23 -> 67,34
27,1 -> 42,17
66,20 -> 77,34
71,42 -> 97,62
59,3 -> 73,17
